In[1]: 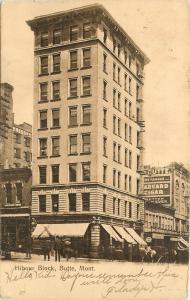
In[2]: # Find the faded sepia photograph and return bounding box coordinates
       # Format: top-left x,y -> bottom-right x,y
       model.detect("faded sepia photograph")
0,0 -> 189,299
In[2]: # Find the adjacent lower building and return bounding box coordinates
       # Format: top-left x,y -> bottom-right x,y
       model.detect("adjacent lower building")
27,4 -> 149,258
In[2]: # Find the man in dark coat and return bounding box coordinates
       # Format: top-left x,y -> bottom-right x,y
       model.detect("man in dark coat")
54,236 -> 62,262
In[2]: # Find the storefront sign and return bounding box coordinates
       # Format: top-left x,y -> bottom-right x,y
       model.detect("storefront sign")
143,175 -> 171,204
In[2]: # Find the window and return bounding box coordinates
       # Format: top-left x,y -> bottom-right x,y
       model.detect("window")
69,193 -> 76,211
118,145 -> 121,163
129,77 -> 132,94
124,98 -> 128,116
82,134 -> 91,153
52,81 -> 60,100
118,199 -> 120,215
69,78 -> 77,97
125,201 -> 127,217
82,105 -> 91,125
118,44 -> 121,58
113,115 -> 116,134
137,179 -> 140,195
137,131 -> 140,148
136,63 -> 140,76
83,23 -> 91,39
53,29 -> 61,45
82,76 -> 91,96
52,109 -> 60,128
41,32 -> 48,47
113,39 -> 116,53
82,193 -> 90,211
103,53 -> 107,72
129,201 -> 132,218
125,123 -> 128,140
112,89 -> 116,107
113,197 -> 116,214
103,28 -> 107,44
52,194 -> 59,212
83,48 -> 91,68
118,92 -> 121,110
118,118 -> 121,136
118,67 -> 120,84
124,51 -> 127,64
5,183 -> 12,204
15,133 -> 21,144
124,174 -> 128,191
137,155 -> 140,171
103,165 -> 107,183
125,148 -> 128,167
70,25 -> 78,41
129,151 -> 132,169
52,54 -> 60,73
24,151 -> 31,162
39,195 -> 46,212
103,108 -> 107,128
118,171 -> 121,188
39,111 -> 47,129
137,108 -> 140,122
129,176 -> 132,192
39,138 -> 47,157
40,83 -> 48,101
16,182 -> 22,202
113,63 -> 116,81
103,194 -> 106,212
14,148 -> 21,158
82,163 -> 90,181
124,74 -> 127,91
70,51 -> 78,69
137,203 -> 140,219
52,137 -> 60,156
40,56 -> 48,75
129,55 -> 132,68
39,166 -> 46,184
103,80 -> 107,100
136,84 -> 139,100
69,107 -> 77,126
103,136 -> 107,157
129,126 -> 132,143
129,102 -> 132,118
69,164 -> 77,182
52,165 -> 59,183
113,142 -> 116,161
69,135 -> 77,155
113,169 -> 116,186
24,137 -> 31,147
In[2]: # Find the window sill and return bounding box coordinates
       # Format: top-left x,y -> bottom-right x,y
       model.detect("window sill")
38,128 -> 48,131
80,94 -> 92,98
51,71 -> 61,75
103,98 -> 108,102
80,66 -> 92,70
68,68 -> 79,72
50,98 -> 61,102
80,123 -> 92,126
38,100 -> 49,104
103,126 -> 108,129
67,96 -> 78,100
50,126 -> 61,130
103,155 -> 108,158
68,124 -> 78,128
50,155 -> 60,158
38,73 -> 49,77
103,70 -> 108,75
68,153 -> 78,156
80,152 -> 91,155
37,156 -> 48,159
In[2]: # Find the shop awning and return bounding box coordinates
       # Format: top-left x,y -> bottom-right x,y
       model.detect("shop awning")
179,237 -> 189,248
125,228 -> 147,246
113,226 -> 137,244
152,233 -> 164,240
0,213 -> 30,217
170,237 -> 180,242
32,224 -> 51,238
101,224 -> 123,242
50,223 -> 89,237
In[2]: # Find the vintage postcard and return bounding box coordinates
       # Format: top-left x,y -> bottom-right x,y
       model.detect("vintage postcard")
0,0 -> 189,299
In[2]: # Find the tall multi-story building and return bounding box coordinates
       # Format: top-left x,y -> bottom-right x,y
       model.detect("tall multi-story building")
27,4 -> 149,258
13,122 -> 32,168
142,163 -> 189,240
0,83 -> 14,169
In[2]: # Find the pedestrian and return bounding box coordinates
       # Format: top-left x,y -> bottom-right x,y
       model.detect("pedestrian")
54,236 -> 62,262
42,239 -> 50,261
64,239 -> 72,261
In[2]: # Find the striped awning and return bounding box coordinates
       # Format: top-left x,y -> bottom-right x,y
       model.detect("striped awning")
125,228 -> 147,246
101,224 -> 123,242
113,226 -> 137,244
32,224 -> 51,238
49,223 -> 89,237
179,237 -> 189,248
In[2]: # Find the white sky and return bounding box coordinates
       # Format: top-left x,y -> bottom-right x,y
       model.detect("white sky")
1,0 -> 190,167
